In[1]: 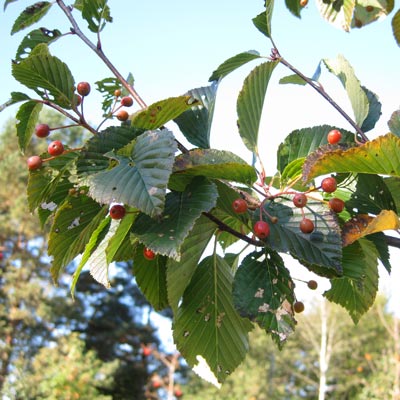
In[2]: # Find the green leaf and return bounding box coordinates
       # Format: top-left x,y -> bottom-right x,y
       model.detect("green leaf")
79,0 -> 112,33
0,92 -> 31,112
48,195 -> 105,281
384,177 -> 400,212
388,109 -> 400,136
77,125 -> 145,176
208,51 -> 261,82
324,239 -> 379,323
261,197 -> 343,273
87,218 -> 120,288
133,244 -> 169,311
280,158 -> 306,188
367,233 -> 391,274
169,149 -> 257,191
303,133 -> 400,182
15,28 -> 61,62
11,1 -> 52,35
95,77 -> 120,117
174,83 -> 218,148
277,125 -> 355,173
16,100 -> 42,152
352,0 -> 394,29
88,129 -> 177,217
346,174 -> 397,215
392,8 -> 400,46
131,96 -> 199,130
106,210 -> 136,264
12,43 -> 75,109
71,217 -> 111,297
132,177 -> 218,260
279,74 -> 307,85
4,0 -> 18,10
316,0 -> 356,32
233,250 -> 296,347
237,61 -> 278,152
166,215 -> 217,313
285,0 -> 302,18
360,86 -> 382,132
173,254 -> 253,384
323,55 -> 369,127
252,1 -> 275,38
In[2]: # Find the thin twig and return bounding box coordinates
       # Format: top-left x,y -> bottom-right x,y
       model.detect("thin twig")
56,0 -> 147,109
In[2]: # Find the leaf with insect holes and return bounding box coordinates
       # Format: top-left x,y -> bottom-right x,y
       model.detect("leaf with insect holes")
15,28 -> 61,61
88,129 -> 177,218
325,239 -> 379,323
341,211 -> 400,247
169,148 -> 257,191
277,125 -> 355,174
11,2 -> 52,35
132,177 -> 218,260
167,215 -> 217,313
95,77 -> 120,117
133,244 -> 169,311
12,44 -> 75,109
16,100 -> 42,152
233,250 -> 296,347
237,61 -> 279,152
351,1 -> 394,29
260,197 -> 342,274
74,0 -> 112,33
303,133 -> 400,182
174,83 -> 218,148
173,254 -> 253,384
131,96 -> 199,130
209,51 -> 261,82
48,195 -> 106,282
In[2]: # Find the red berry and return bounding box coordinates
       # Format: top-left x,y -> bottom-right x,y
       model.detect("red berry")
294,301 -> 305,313
48,140 -> 64,156
74,94 -> 82,106
142,346 -> 152,356
109,204 -> 126,220
143,247 -> 156,261
116,110 -> 129,121
120,96 -> 133,107
327,129 -> 342,144
293,193 -> 307,208
77,81 -> 91,96
152,380 -> 161,389
35,123 -> 50,138
174,388 -> 183,398
307,280 -> 318,290
321,177 -> 337,193
114,89 -> 122,97
329,197 -> 345,213
232,198 -> 247,214
254,220 -> 270,239
300,0 -> 308,6
300,218 -> 314,234
27,155 -> 43,170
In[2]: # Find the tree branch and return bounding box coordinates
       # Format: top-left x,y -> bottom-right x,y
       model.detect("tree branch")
385,235 -> 400,249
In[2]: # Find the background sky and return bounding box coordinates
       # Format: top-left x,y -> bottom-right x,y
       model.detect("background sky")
0,1 -> 399,314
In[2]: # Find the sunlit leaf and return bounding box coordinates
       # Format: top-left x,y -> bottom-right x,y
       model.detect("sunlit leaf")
252,0 -> 275,38
303,133 -> 400,182
11,1 -> 52,35
393,8 -> 400,46
342,210 -> 400,246
208,51 -> 261,82
88,129 -> 177,218
131,96 -> 199,130
233,250 -> 296,347
323,55 -> 369,127
279,74 -> 307,85
237,61 -> 278,152
351,0 -> 394,29
324,239 -> 379,323
316,0 -> 356,31
173,255 -> 253,384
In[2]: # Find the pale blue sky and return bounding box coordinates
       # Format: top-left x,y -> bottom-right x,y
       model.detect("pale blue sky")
1,1 -> 399,311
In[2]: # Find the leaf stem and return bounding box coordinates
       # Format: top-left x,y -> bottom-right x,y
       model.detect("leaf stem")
271,48 -> 369,144
56,0 -> 147,109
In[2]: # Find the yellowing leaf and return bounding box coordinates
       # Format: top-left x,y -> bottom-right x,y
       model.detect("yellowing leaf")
303,133 -> 400,182
342,210 -> 400,246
